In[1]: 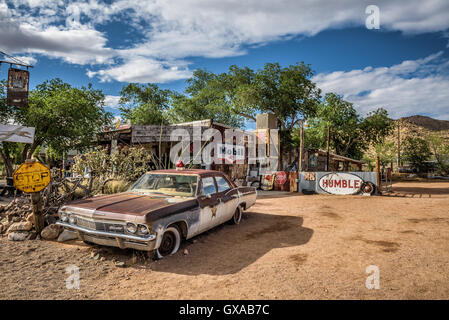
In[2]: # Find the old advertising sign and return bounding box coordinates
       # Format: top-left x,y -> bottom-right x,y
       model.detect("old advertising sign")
7,68 -> 30,107
0,124 -> 35,144
319,172 -> 363,195
217,143 -> 245,164
275,171 -> 287,185
13,161 -> 51,193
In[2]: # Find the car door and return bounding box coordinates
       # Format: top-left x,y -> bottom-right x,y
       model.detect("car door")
197,176 -> 221,232
214,174 -> 239,224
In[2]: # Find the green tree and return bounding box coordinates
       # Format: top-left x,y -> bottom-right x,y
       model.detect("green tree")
300,93 -> 393,159
403,137 -> 431,172
233,62 -> 321,131
119,83 -> 172,125
168,69 -> 245,128
170,62 -> 322,139
428,133 -> 449,175
0,78 -> 112,176
0,80 -> 20,176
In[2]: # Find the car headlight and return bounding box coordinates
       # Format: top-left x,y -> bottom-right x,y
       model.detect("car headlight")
60,212 -> 68,222
126,222 -> 137,234
68,215 -> 76,224
138,224 -> 149,235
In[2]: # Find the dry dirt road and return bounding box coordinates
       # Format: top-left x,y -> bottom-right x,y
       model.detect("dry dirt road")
1,181 -> 448,300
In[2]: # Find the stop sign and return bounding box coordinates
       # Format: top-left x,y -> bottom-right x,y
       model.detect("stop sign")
275,171 -> 287,185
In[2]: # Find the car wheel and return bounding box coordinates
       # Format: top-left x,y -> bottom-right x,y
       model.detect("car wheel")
230,206 -> 242,225
155,226 -> 181,259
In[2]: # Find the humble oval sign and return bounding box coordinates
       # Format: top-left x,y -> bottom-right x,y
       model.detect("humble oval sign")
319,173 -> 363,195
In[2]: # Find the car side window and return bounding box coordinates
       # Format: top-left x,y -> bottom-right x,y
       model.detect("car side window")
200,177 -> 217,195
215,176 -> 231,192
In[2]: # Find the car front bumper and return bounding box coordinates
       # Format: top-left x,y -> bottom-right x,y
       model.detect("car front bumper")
55,221 -> 157,251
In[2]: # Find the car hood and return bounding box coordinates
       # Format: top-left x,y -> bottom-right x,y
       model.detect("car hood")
64,192 -> 198,223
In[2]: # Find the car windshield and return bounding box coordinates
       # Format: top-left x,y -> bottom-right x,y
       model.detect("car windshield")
130,173 -> 198,197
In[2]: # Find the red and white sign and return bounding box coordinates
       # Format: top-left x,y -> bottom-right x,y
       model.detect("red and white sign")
275,171 -> 287,185
319,173 -> 363,195
217,143 -> 245,164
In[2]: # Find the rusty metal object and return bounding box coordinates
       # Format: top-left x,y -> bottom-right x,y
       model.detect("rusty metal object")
7,68 -> 29,107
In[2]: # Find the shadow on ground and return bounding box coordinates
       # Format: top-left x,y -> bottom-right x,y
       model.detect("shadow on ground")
74,211 -> 313,275
391,186 -> 449,195
256,191 -> 301,200
149,211 -> 313,275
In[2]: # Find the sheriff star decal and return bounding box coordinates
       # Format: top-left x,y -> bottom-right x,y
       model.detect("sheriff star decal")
211,206 -> 217,218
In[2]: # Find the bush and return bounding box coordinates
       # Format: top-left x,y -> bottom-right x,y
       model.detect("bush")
102,180 -> 132,194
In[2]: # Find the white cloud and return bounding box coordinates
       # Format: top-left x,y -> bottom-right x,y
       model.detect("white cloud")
104,95 -> 121,109
0,1 -> 114,65
2,0 -> 449,83
313,52 -> 449,120
88,57 -> 192,83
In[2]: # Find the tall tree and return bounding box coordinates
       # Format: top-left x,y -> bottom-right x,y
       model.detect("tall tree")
234,62 -> 321,130
0,78 -> 112,176
300,93 -> 393,159
119,83 -> 172,125
168,69 -> 245,128
428,133 -> 449,175
403,137 -> 431,172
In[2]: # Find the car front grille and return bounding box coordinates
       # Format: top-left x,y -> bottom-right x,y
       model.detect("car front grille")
75,216 -> 125,234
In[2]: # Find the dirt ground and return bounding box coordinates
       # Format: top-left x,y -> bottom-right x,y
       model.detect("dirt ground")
1,181 -> 448,300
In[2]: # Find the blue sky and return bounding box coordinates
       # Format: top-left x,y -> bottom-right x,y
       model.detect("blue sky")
1,0 -> 449,125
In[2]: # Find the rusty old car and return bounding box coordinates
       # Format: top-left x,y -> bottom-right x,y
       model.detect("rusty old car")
56,169 -> 257,258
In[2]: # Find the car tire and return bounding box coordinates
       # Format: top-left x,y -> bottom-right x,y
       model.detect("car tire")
230,206 -> 242,225
155,226 -> 181,259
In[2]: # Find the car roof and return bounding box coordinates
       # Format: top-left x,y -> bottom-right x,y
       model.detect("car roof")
147,169 -> 222,176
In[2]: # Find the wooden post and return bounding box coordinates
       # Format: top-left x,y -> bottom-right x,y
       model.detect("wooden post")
299,120 -> 304,172
397,121 -> 401,170
24,159 -> 45,233
376,156 -> 381,195
326,126 -> 330,171
31,191 -> 44,234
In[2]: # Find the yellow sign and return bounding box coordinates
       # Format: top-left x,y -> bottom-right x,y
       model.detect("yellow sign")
13,161 -> 51,193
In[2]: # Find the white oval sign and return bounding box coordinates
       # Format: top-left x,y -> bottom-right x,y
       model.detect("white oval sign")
319,173 -> 363,195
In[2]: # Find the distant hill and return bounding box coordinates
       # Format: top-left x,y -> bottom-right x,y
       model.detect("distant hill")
364,115 -> 449,164
395,115 -> 449,141
398,115 -> 449,131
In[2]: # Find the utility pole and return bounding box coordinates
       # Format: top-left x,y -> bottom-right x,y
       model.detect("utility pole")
326,126 -> 331,171
376,156 -> 381,195
397,121 -> 401,170
299,119 -> 304,172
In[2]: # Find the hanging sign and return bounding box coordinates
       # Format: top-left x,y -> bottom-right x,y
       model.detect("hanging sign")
7,68 -> 30,107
